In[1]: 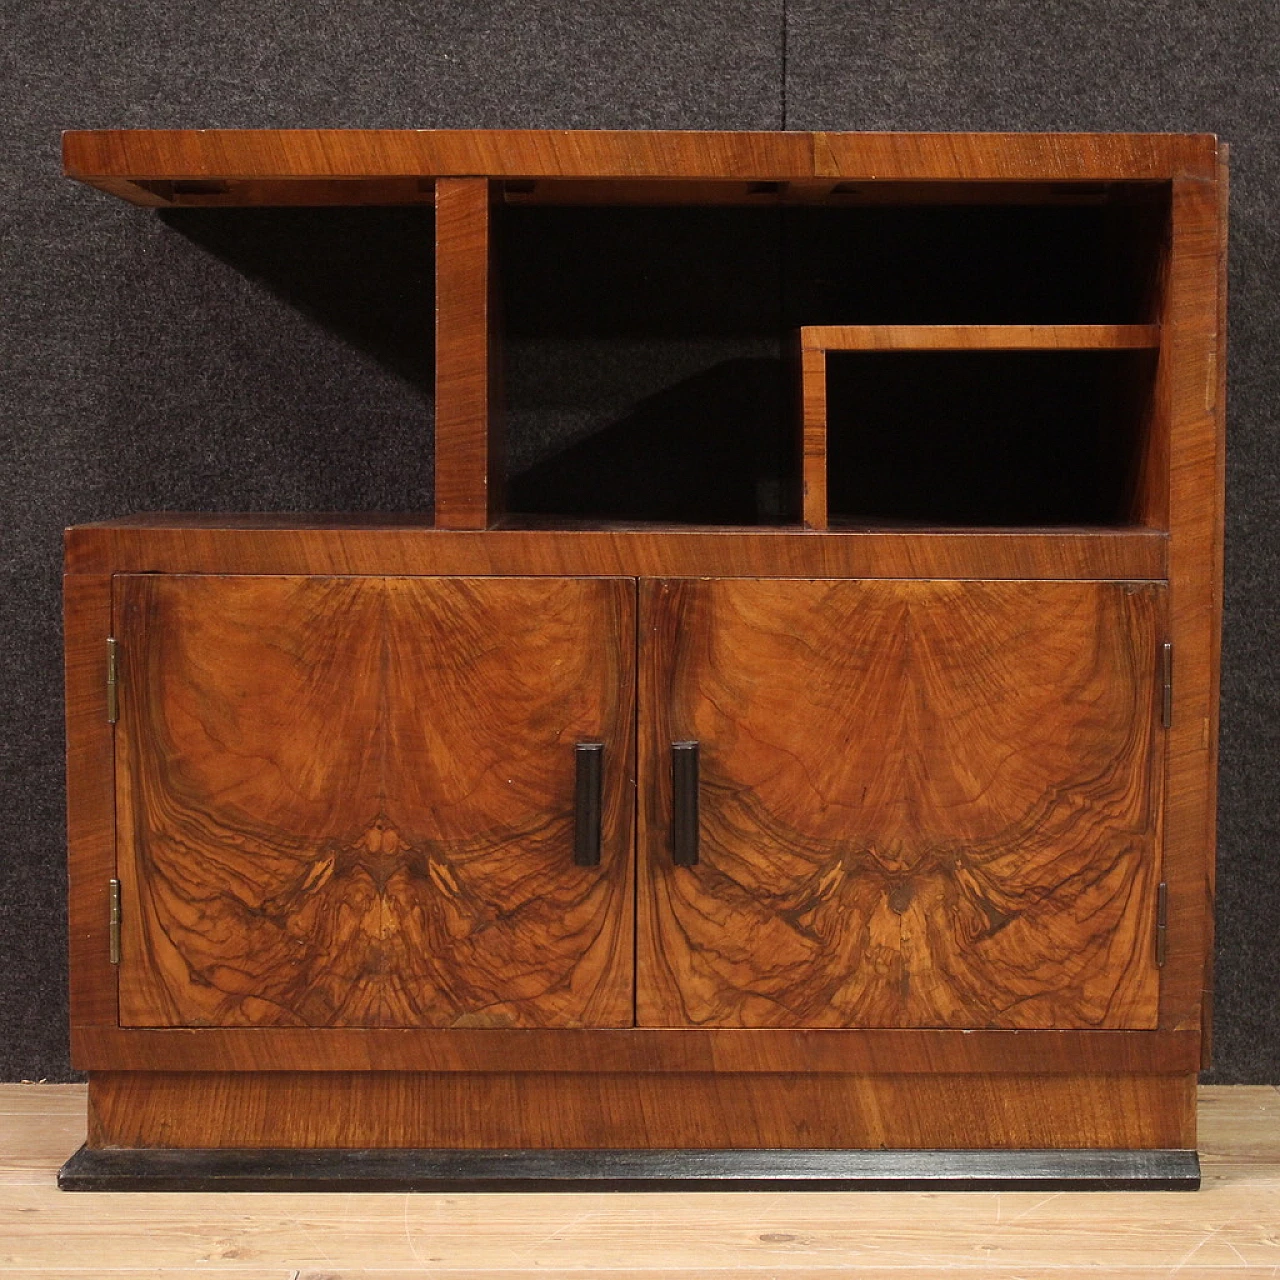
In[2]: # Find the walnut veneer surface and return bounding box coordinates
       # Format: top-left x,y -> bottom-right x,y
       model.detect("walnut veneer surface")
639,578 -> 1166,1031
115,574 -> 635,1030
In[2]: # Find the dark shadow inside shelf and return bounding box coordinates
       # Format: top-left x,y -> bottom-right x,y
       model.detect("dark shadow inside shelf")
826,350 -> 1157,528
159,207 -> 435,393
782,194 -> 1168,325
500,192 -> 1166,526
501,205 -> 797,525
507,357 -> 790,524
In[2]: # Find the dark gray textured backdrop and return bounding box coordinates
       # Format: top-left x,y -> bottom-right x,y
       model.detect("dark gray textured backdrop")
2,1 -> 1276,1080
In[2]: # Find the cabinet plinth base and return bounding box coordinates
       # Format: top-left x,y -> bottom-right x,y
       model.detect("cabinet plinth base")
83,1070 -> 1198,1152
58,1144 -> 1201,1192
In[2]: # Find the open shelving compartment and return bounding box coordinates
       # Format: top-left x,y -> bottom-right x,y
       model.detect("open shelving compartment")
450,176 -> 1173,534
58,130 -> 1200,559
497,196 -> 796,527
801,322 -> 1164,531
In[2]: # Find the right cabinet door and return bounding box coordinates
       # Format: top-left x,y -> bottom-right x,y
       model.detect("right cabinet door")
638,578 -> 1167,1030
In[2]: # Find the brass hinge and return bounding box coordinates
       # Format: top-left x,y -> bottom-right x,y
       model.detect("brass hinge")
1155,881 -> 1168,968
1160,641 -> 1173,729
106,637 -> 119,724
108,878 -> 121,965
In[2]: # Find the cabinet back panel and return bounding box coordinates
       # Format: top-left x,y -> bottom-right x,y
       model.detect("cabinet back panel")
114,574 -> 636,1029
639,578 -> 1166,1030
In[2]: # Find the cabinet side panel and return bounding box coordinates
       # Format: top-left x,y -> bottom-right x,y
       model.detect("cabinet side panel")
1161,174 -> 1224,1033
1202,147 -> 1228,1067
65,573 -> 118,1034
86,1070 -> 1195,1150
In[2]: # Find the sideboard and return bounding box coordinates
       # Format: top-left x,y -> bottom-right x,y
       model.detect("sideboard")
58,129 -> 1226,1190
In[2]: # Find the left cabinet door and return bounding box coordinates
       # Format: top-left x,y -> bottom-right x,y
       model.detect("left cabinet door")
114,574 -> 636,1029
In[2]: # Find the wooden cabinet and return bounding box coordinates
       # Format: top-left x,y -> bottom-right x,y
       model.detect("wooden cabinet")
59,129 -> 1225,1191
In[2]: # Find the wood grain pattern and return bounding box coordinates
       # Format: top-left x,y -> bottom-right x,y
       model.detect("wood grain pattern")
63,573 -> 118,1028
63,522 -> 1169,581
85,1071 -> 1195,1150
62,131 -> 1217,203
435,178 -> 502,528
114,575 -> 635,1029
800,324 -> 1162,350
800,347 -> 828,529
810,132 -> 1216,182
1159,175 -> 1224,1033
1125,188 -> 1174,530
640,578 -> 1166,1030
69,1024 -> 1201,1075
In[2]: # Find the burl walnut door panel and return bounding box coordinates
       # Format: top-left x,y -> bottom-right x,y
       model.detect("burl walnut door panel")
638,578 -> 1166,1030
115,575 -> 635,1029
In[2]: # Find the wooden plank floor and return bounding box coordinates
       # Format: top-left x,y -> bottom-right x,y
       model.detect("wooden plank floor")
1,1084 -> 1278,1278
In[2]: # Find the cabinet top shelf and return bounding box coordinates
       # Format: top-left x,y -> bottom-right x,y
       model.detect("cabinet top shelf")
62,129 -> 1219,207
800,324 -> 1162,351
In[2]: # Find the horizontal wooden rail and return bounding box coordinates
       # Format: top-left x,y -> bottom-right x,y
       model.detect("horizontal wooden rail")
71,1025 -> 1202,1075
62,130 -> 1218,208
801,324 -> 1162,351
63,522 -> 1169,580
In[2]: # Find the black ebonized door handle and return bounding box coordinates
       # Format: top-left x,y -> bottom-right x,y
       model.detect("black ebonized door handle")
574,742 -> 604,867
671,740 -> 700,866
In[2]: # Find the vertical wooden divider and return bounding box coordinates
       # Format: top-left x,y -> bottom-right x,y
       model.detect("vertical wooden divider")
435,178 -> 504,528
799,337 -> 829,529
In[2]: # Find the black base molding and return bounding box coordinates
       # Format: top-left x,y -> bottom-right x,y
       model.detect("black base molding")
58,1145 -> 1201,1192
